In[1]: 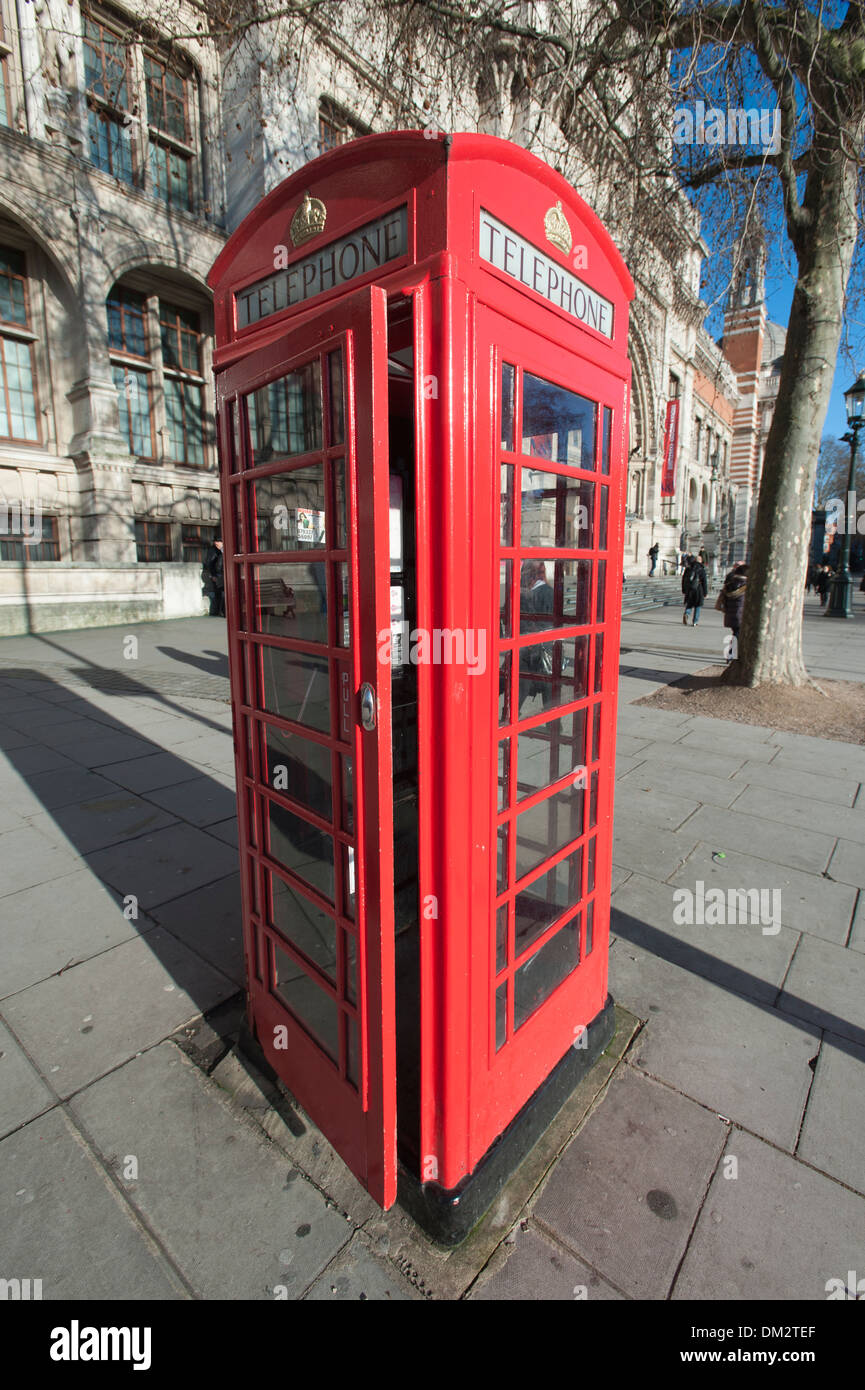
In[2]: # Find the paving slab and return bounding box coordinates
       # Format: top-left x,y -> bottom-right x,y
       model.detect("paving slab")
617,761 -> 742,809
150,874 -> 245,985
731,759 -> 861,808
205,817 -> 239,848
2,744 -> 79,777
673,1129 -> 865,1300
0,823 -> 81,898
0,1107 -> 181,1299
732,784 -> 865,846
609,939 -> 819,1149
611,871 -> 797,1004
611,819 -> 698,882
85,822 -> 236,909
670,843 -> 857,946
616,734 -> 653,760
608,788 -> 700,832
166,733 -> 234,773
616,708 -> 693,743
623,742 -> 748,780
0,870 -> 148,998
470,1222 -> 624,1301
13,767 -> 121,813
0,728 -> 35,752
777,934 -> 865,1046
768,747 -> 865,783
26,795 -> 177,856
674,728 -> 781,762
68,733 -> 161,769
303,1232 -> 422,1300
533,1066 -> 726,1300
827,838 -> 865,891
98,751 -> 210,794
677,804 -> 837,874
69,1043 -> 351,1299
0,1018 -> 55,1138
143,775 -> 238,828
851,895 -> 865,953
1,929 -> 236,1098
797,1032 -> 865,1195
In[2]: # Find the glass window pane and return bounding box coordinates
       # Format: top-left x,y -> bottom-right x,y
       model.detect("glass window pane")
335,562 -> 350,647
601,406 -> 612,475
500,464 -> 513,544
501,362 -> 515,450
274,945 -> 339,1061
328,350 -> 344,445
251,562 -> 327,642
522,373 -> 597,470
514,850 -> 582,960
596,559 -> 606,622
262,725 -> 332,821
496,981 -> 508,1051
516,634 -> 589,720
497,823 -> 509,894
268,799 -> 334,903
496,904 -> 508,972
516,788 -> 584,882
112,364 -> 152,457
498,738 -> 509,811
514,917 -> 581,1030
517,707 -> 586,799
500,560 -> 512,638
520,472 -> 593,548
271,874 -> 336,982
498,650 -> 511,728
594,633 -> 604,693
598,485 -> 609,549
333,457 -> 347,548
249,469 -> 327,551
255,644 -> 330,734
519,559 -> 592,633
164,378 -> 204,465
247,361 -> 322,463
586,899 -> 595,954
341,755 -> 354,834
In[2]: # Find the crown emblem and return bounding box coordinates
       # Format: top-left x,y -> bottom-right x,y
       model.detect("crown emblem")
544,201 -> 572,255
290,192 -> 327,247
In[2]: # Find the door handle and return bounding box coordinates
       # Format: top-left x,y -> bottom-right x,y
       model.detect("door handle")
360,682 -> 377,731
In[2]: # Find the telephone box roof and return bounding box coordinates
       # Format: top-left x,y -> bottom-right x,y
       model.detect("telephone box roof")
208,130 -> 635,303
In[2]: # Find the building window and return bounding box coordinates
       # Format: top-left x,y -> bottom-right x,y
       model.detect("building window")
0,247 -> 40,443
160,300 -> 205,464
145,54 -> 194,212
318,98 -> 368,154
0,7 -> 14,128
181,522 -> 215,562
82,6 -> 201,212
135,519 -> 172,561
108,282 -> 211,466
108,286 -> 155,458
1,515 -> 60,562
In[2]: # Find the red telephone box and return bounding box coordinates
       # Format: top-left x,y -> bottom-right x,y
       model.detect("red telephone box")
208,131 -> 633,1243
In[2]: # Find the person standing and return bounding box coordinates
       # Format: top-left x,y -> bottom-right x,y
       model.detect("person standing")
721,561 -> 748,658
815,565 -> 832,607
648,542 -> 659,576
206,535 -> 225,617
682,555 -> 708,625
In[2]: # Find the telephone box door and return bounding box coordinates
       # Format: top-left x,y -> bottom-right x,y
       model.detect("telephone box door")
217,285 -> 397,1207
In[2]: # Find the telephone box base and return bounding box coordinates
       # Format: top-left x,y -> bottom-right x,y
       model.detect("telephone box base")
397,995 -> 616,1248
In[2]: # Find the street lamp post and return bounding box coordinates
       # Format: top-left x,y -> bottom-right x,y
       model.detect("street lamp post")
826,371 -> 865,618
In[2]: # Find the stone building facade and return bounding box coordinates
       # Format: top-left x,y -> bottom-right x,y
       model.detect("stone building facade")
0,1 -> 750,634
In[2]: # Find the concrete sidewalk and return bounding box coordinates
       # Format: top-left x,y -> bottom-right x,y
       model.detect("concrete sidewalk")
1,601 -> 864,1300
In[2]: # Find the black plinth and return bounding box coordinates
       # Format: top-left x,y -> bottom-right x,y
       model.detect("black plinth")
397,994 -> 616,1247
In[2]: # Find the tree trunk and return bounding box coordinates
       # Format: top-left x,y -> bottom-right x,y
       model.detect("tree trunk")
724,134 -> 861,687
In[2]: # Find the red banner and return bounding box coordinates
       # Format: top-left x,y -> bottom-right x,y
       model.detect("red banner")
660,400 -> 680,498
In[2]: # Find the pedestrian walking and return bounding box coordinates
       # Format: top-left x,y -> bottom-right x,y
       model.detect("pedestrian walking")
681,556 -> 708,625
719,561 -> 748,659
815,565 -> 832,607
648,542 -> 659,576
